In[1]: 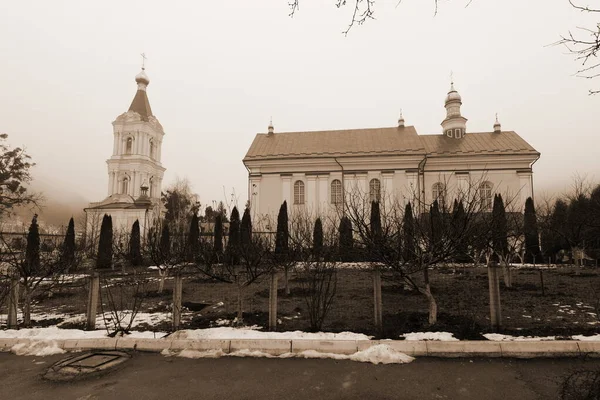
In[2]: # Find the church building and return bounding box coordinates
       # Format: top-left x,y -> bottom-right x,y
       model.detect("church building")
84,67 -> 166,242
243,82 -> 540,230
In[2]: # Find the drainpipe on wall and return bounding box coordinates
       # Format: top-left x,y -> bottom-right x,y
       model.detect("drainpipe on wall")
418,155 -> 428,214
529,154 -> 540,204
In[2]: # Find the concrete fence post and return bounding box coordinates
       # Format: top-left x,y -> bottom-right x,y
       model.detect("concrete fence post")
488,263 -> 502,332
7,276 -> 19,329
172,273 -> 183,331
268,272 -> 278,331
373,268 -> 383,332
86,272 -> 100,331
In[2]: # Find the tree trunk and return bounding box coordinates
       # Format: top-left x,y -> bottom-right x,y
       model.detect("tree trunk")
501,259 -> 512,288
23,286 -> 32,328
284,266 -> 290,296
422,286 -> 438,325
236,280 -> 244,324
158,270 -> 166,294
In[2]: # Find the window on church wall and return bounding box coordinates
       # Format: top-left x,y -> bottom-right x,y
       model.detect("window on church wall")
479,182 -> 493,211
331,179 -> 342,205
126,138 -> 133,154
454,129 -> 461,138
294,180 -> 305,205
122,177 -> 129,195
432,182 -> 446,206
446,130 -> 452,137
369,179 -> 381,203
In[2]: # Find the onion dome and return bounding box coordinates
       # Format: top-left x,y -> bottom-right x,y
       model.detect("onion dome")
135,68 -> 150,87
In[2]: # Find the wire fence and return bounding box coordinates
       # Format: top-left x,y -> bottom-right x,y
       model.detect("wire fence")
1,263 -> 599,339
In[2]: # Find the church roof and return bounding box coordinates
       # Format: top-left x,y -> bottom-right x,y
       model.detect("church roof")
243,127 -> 538,161
419,131 -> 539,157
244,126 -> 426,161
128,89 -> 153,121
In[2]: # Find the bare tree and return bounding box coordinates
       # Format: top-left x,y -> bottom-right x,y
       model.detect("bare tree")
195,207 -> 275,324
341,175 -> 502,325
0,216 -> 88,327
556,1 -> 600,94
288,213 -> 339,331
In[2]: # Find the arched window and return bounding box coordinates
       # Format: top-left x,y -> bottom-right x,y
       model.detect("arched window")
432,182 -> 446,205
293,180 -> 305,205
369,179 -> 381,203
446,130 -> 452,137
126,137 -> 133,154
331,179 -> 342,205
121,177 -> 129,195
479,182 -> 493,211
149,139 -> 155,159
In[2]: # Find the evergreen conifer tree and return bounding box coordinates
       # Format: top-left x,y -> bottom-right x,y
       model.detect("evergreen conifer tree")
275,201 -> 289,261
226,206 -> 241,264
313,217 -> 324,258
62,217 -> 76,270
491,194 -> 508,260
187,213 -> 200,261
129,220 -> 142,266
402,202 -> 415,262
160,224 -> 171,260
338,216 -> 353,261
429,200 -> 442,254
97,214 -> 113,269
369,201 -> 382,260
241,206 -> 252,250
451,200 -> 468,262
25,214 -> 40,275
524,197 -> 542,263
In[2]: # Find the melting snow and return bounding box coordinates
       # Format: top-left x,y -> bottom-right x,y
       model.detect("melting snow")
11,340 -> 66,356
166,344 -> 414,365
483,334 -> 557,341
400,332 -> 458,341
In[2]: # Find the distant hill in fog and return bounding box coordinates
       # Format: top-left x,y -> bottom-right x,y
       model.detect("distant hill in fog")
14,173 -> 91,228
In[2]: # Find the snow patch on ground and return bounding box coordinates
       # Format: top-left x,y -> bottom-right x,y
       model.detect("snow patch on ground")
572,334 -> 600,341
11,340 -> 65,356
400,332 -> 458,341
0,326 -> 107,340
173,328 -> 372,341
166,344 -> 413,364
483,334 -> 557,341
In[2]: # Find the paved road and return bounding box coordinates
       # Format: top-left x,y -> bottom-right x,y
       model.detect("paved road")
1,352 -> 599,400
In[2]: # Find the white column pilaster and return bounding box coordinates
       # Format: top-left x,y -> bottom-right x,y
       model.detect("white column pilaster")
382,172 -> 394,213
317,176 -> 327,216
108,171 -> 114,195
517,170 -> 533,211
113,133 -> 118,155
307,175 -> 317,215
281,175 -> 291,206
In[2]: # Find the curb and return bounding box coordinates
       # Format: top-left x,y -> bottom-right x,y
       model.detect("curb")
2,337 -> 600,358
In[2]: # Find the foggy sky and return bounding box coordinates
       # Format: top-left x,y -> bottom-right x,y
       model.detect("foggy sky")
1,0 -> 598,213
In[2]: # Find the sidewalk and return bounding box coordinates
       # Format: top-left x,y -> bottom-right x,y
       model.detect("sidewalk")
2,335 -> 599,358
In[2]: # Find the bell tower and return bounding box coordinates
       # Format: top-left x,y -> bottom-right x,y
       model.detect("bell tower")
107,66 -> 166,202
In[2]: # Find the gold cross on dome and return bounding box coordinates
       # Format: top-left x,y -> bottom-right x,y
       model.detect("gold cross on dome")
141,53 -> 147,69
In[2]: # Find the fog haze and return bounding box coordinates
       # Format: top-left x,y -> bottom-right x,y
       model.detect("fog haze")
1,0 -> 598,219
